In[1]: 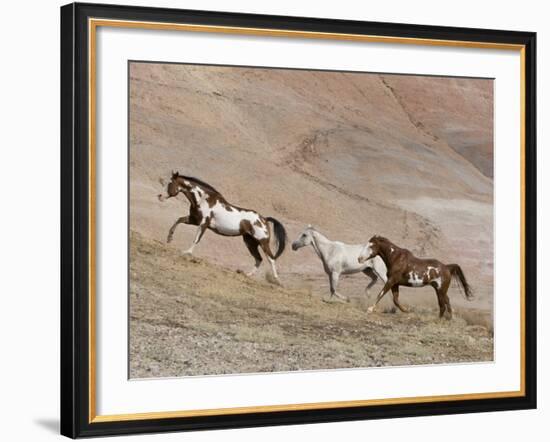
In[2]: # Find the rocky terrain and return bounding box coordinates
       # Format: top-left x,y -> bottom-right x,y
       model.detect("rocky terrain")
128,62 -> 494,378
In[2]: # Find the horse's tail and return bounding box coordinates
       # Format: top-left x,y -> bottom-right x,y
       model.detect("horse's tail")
446,264 -> 474,300
266,217 -> 287,259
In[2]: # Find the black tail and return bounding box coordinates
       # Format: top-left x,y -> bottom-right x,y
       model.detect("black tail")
447,264 -> 473,300
266,217 -> 287,259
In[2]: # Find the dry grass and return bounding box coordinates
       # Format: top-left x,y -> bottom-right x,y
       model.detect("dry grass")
456,309 -> 494,335
130,232 -> 493,378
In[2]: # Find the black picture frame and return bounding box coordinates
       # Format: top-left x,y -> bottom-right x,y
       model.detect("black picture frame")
61,2 -> 537,438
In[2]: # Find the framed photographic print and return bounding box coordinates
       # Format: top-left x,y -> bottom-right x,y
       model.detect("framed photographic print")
60,2 -> 537,438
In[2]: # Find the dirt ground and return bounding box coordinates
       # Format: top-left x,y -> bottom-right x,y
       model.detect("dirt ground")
129,232 -> 493,378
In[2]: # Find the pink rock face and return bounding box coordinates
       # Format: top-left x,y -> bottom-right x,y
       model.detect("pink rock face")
379,75 -> 494,178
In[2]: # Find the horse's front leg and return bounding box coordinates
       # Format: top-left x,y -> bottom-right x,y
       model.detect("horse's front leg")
367,279 -> 394,313
167,215 -> 191,243
182,218 -> 210,255
327,271 -> 349,303
391,285 -> 409,313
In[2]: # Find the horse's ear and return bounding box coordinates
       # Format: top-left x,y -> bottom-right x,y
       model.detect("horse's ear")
307,224 -> 313,229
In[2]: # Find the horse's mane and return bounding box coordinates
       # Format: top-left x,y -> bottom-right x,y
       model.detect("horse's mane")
372,235 -> 394,247
373,235 -> 411,255
177,174 -> 221,195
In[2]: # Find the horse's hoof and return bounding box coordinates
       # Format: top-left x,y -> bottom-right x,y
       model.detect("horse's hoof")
367,306 -> 375,313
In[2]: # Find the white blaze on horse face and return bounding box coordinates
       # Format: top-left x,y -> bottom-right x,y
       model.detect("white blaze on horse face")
408,271 -> 424,287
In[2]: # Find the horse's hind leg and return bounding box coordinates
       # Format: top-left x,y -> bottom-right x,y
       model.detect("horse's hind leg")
391,285 -> 409,313
436,290 -> 446,318
242,235 -> 262,276
441,284 -> 453,320
444,293 -> 453,319
371,257 -> 388,286
258,239 -> 279,281
362,267 -> 378,296
435,287 -> 452,319
435,279 -> 452,319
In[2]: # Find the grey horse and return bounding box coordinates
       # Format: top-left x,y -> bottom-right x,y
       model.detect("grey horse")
292,225 -> 387,302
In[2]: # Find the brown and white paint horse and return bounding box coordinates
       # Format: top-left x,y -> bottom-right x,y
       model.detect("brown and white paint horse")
358,235 -> 473,319
158,172 -> 287,281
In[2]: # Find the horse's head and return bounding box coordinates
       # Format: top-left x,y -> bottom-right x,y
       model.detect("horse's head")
158,171 -> 183,202
291,225 -> 315,251
358,235 -> 383,263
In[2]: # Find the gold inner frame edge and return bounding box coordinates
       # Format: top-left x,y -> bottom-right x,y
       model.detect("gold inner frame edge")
87,17 -> 527,423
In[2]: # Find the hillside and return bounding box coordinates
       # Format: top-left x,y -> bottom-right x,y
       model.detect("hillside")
129,62 -> 494,312
130,232 -> 493,377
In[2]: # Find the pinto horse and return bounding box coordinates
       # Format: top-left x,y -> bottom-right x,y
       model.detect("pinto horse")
158,172 -> 287,281
358,235 -> 473,319
292,226 -> 387,303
